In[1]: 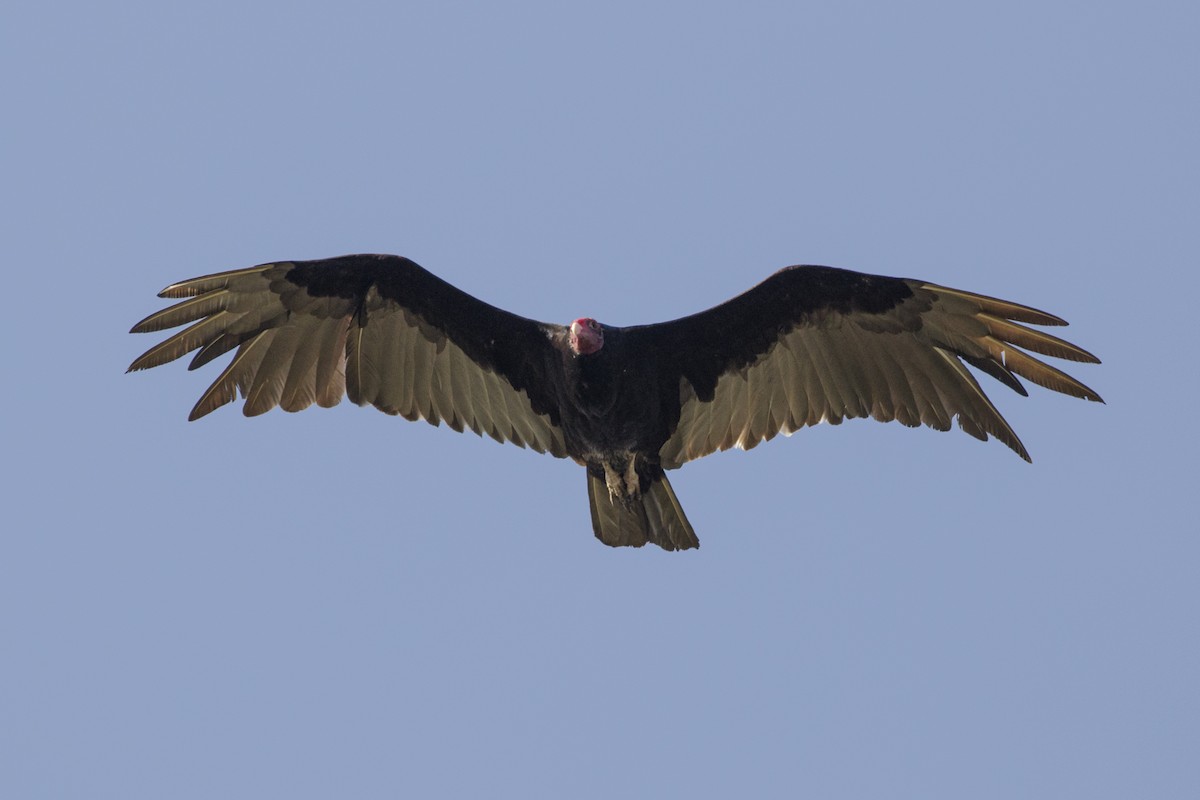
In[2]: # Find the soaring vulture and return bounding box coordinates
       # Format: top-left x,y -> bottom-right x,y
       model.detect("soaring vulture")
129,254 -> 1102,551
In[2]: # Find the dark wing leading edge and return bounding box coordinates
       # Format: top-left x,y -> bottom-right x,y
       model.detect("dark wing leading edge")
129,254 -> 570,457
632,266 -> 1102,469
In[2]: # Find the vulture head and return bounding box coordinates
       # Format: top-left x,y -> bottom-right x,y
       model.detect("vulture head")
569,317 -> 604,355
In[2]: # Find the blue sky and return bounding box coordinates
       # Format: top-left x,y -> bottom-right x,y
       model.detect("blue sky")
4,2 -> 1197,797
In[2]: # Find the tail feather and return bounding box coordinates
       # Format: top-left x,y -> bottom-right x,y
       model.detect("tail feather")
587,469 -> 699,551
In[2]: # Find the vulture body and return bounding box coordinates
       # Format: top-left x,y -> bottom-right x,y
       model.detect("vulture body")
129,254 -> 1102,551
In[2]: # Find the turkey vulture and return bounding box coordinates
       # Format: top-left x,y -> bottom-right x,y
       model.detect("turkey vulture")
129,254 -> 1102,551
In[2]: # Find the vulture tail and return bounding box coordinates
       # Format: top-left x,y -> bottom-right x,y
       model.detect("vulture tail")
586,467 -> 699,551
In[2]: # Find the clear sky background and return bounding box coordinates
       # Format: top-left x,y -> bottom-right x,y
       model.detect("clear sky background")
4,2 -> 1197,797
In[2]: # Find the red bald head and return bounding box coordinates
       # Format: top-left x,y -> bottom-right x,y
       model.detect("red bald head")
569,318 -> 604,355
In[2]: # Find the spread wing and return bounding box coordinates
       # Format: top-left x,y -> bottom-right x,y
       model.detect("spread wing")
635,266 -> 1102,469
129,254 -> 570,457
